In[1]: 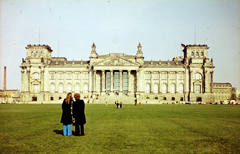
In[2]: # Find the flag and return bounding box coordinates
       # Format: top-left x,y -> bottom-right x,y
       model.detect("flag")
181,44 -> 185,48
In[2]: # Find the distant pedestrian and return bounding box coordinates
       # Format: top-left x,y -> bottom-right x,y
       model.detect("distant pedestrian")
116,101 -> 119,108
232,101 -> 234,107
120,102 -> 122,108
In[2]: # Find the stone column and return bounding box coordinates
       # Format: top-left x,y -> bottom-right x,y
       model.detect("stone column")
80,71 -> 83,93
184,69 -> 189,93
211,71 -> 213,93
128,70 -> 131,94
204,70 -> 209,93
89,70 -> 92,95
167,72 -> 170,93
94,70 -> 97,93
21,70 -> 25,92
150,71 -> 153,93
27,70 -> 31,92
175,71 -> 178,93
119,70 -> 123,95
190,71 -> 193,93
63,71 -> 66,93
41,70 -> 44,92
102,70 -> 105,95
110,70 -> 113,95
159,72 -> 162,93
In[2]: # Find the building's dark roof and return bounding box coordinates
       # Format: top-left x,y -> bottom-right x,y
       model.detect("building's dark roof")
144,61 -> 183,65
51,61 -> 89,65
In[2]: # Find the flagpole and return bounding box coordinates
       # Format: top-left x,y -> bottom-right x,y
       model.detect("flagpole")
195,27 -> 196,44
39,27 -> 40,44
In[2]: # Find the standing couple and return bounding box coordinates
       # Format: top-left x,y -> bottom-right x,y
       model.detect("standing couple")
60,93 -> 86,136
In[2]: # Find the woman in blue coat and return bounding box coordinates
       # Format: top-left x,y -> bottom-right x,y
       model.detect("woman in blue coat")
60,93 -> 73,136
73,93 -> 86,136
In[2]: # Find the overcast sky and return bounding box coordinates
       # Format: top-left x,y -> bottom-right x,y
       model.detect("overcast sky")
0,0 -> 240,91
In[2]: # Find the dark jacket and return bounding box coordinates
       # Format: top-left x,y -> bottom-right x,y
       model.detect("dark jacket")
73,99 -> 86,125
60,99 -> 73,124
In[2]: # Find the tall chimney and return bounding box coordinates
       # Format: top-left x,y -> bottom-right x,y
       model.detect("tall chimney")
4,66 -> 6,90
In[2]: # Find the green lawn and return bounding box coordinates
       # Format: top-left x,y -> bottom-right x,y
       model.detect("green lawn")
0,104 -> 240,153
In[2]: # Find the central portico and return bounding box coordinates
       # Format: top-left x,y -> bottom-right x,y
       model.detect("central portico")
90,53 -> 140,97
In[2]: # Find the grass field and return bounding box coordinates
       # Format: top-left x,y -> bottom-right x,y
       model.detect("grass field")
0,104 -> 240,153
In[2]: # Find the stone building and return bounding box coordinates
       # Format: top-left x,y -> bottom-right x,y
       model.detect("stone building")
212,82 -> 236,103
0,89 -> 20,103
20,43 -> 215,103
0,66 -> 20,103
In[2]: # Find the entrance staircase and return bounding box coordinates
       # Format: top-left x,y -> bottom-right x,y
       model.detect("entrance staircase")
92,94 -> 136,104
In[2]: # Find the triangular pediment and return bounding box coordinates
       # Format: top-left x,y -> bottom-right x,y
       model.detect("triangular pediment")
94,56 -> 140,66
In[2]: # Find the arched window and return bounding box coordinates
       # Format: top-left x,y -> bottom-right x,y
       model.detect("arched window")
170,83 -> 175,93
84,83 -> 88,93
196,52 -> 199,56
180,97 -> 184,101
51,83 -> 55,93
201,52 -> 204,56
153,83 -> 158,94
59,83 -> 63,93
163,97 -> 167,100
36,51 -> 39,56
195,73 -> 202,79
33,72 -> 39,79
75,83 -> 80,93
31,51 -> 34,56
40,51 -> 43,56
162,83 -> 167,93
67,83 -> 72,92
191,52 -> 194,56
179,83 -> 184,93
145,83 -> 150,93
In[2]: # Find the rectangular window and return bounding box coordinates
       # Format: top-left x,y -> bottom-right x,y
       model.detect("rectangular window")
154,74 -> 158,79
179,74 -> 183,79
51,74 -> 54,80
170,74 -> 175,79
68,74 -> 71,79
59,74 -> 63,79
84,74 -> 88,79
33,84 -> 38,93
76,74 -> 80,79
162,74 -> 167,79
145,74 -> 150,79
195,85 -> 201,93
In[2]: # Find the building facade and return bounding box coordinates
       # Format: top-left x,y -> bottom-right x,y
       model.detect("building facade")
213,83 -> 237,103
20,43 -> 215,103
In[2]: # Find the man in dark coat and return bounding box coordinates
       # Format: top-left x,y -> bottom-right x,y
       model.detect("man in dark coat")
73,93 -> 86,136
